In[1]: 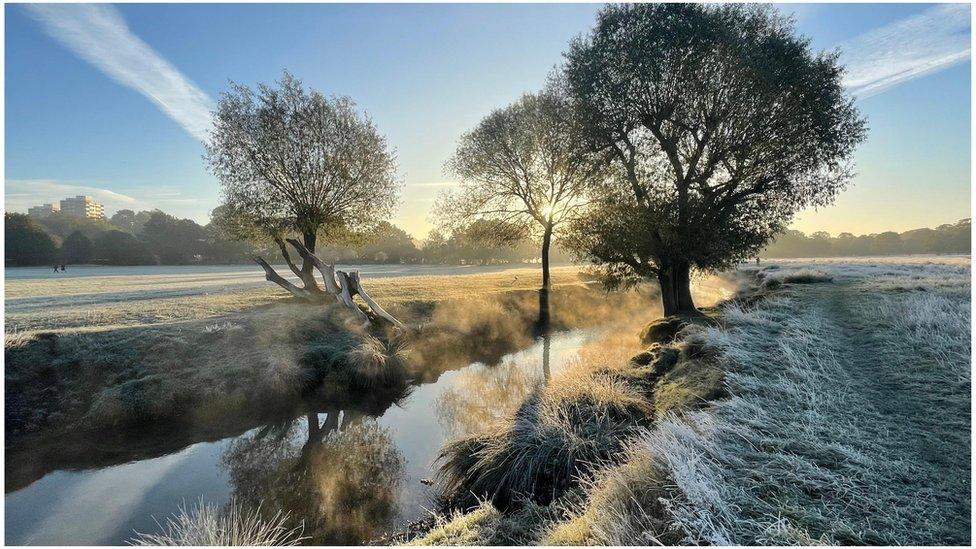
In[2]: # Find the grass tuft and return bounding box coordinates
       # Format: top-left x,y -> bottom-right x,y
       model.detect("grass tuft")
128,499 -> 307,546
435,360 -> 652,509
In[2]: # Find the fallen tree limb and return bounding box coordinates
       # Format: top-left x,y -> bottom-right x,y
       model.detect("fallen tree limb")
335,269 -> 371,325
255,239 -> 404,329
253,256 -> 311,300
347,271 -> 405,328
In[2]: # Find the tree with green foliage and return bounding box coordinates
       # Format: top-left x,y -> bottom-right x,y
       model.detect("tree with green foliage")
563,3 -> 866,315
5,213 -> 57,266
109,209 -> 156,235
140,211 -> 208,264
61,230 -> 95,264
34,212 -> 117,241
94,230 -> 155,265
358,221 -> 420,264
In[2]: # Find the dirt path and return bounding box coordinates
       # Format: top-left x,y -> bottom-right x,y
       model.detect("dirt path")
803,281 -> 971,544
659,262 -> 971,545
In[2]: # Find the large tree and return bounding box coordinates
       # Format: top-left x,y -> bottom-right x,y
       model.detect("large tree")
140,211 -> 208,265
61,230 -> 94,264
438,88 -> 604,290
205,71 -> 399,298
5,214 -> 57,266
563,3 -> 866,316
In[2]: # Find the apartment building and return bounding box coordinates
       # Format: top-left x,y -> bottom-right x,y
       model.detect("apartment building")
58,195 -> 105,219
27,203 -> 61,218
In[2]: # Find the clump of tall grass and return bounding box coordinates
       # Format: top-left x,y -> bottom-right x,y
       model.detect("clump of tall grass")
129,499 -> 307,546
780,269 -> 833,283
436,360 -> 652,509
411,500 -> 557,546
541,438 -> 685,546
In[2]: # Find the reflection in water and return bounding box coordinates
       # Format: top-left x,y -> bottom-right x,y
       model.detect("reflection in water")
6,278 -> 744,545
222,414 -> 405,545
537,288 -> 552,383
433,331 -> 591,439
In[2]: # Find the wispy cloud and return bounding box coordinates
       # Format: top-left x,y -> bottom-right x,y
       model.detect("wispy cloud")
5,179 -> 146,213
6,179 -> 213,221
25,3 -> 214,141
839,4 -> 971,99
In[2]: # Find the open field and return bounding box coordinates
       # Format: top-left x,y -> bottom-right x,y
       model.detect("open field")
4,264 -> 589,333
7,256 -> 967,545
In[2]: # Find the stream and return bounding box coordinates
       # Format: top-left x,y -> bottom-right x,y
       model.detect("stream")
4,329 -> 594,545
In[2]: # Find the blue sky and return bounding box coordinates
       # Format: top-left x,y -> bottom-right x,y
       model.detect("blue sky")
5,3 -> 971,238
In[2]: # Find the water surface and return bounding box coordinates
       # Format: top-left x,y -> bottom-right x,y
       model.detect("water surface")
5,329 -> 592,545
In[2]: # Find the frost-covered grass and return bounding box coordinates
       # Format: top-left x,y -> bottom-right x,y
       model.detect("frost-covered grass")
435,356 -> 653,509
4,303 -> 410,438
4,266 -> 587,333
129,499 -> 307,546
565,256 -> 971,545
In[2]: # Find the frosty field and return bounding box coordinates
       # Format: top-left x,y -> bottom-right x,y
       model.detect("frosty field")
4,264 -> 587,333
578,255 -> 972,545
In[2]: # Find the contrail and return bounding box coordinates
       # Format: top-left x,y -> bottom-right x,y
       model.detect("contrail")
24,3 -> 971,139
25,3 -> 214,141
838,4 -> 971,99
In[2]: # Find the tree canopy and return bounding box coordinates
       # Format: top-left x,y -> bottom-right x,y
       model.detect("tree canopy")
438,88 -> 604,288
61,231 -> 95,264
5,214 -> 57,266
205,71 -> 400,253
563,3 -> 866,314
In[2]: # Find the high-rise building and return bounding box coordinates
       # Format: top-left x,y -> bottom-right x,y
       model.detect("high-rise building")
27,203 -> 60,218
59,195 -> 105,219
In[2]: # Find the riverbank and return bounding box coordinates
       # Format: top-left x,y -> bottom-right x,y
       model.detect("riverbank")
5,266 -> 740,544
403,256 -> 971,545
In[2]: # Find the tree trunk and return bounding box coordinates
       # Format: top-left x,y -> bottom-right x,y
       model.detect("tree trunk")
657,259 -> 698,317
302,231 -> 317,278
675,260 -> 697,313
277,236 -> 320,294
540,224 -> 553,290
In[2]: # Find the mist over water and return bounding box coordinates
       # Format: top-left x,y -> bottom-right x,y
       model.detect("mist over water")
4,273 -> 743,545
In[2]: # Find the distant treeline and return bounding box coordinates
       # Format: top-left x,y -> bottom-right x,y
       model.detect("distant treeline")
4,210 -> 574,267
762,219 -> 971,258
8,209 -> 966,267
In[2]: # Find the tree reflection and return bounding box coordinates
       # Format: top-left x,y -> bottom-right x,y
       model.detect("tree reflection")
221,413 -> 405,544
434,350 -> 544,439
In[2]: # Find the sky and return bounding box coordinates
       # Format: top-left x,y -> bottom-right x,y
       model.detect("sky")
4,2 -> 972,239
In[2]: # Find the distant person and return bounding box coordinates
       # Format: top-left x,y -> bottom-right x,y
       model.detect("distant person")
60,264 -> 66,272
53,264 -> 59,273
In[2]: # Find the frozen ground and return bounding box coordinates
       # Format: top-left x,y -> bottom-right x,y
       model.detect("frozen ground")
4,264 -> 579,333
625,255 -> 971,544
